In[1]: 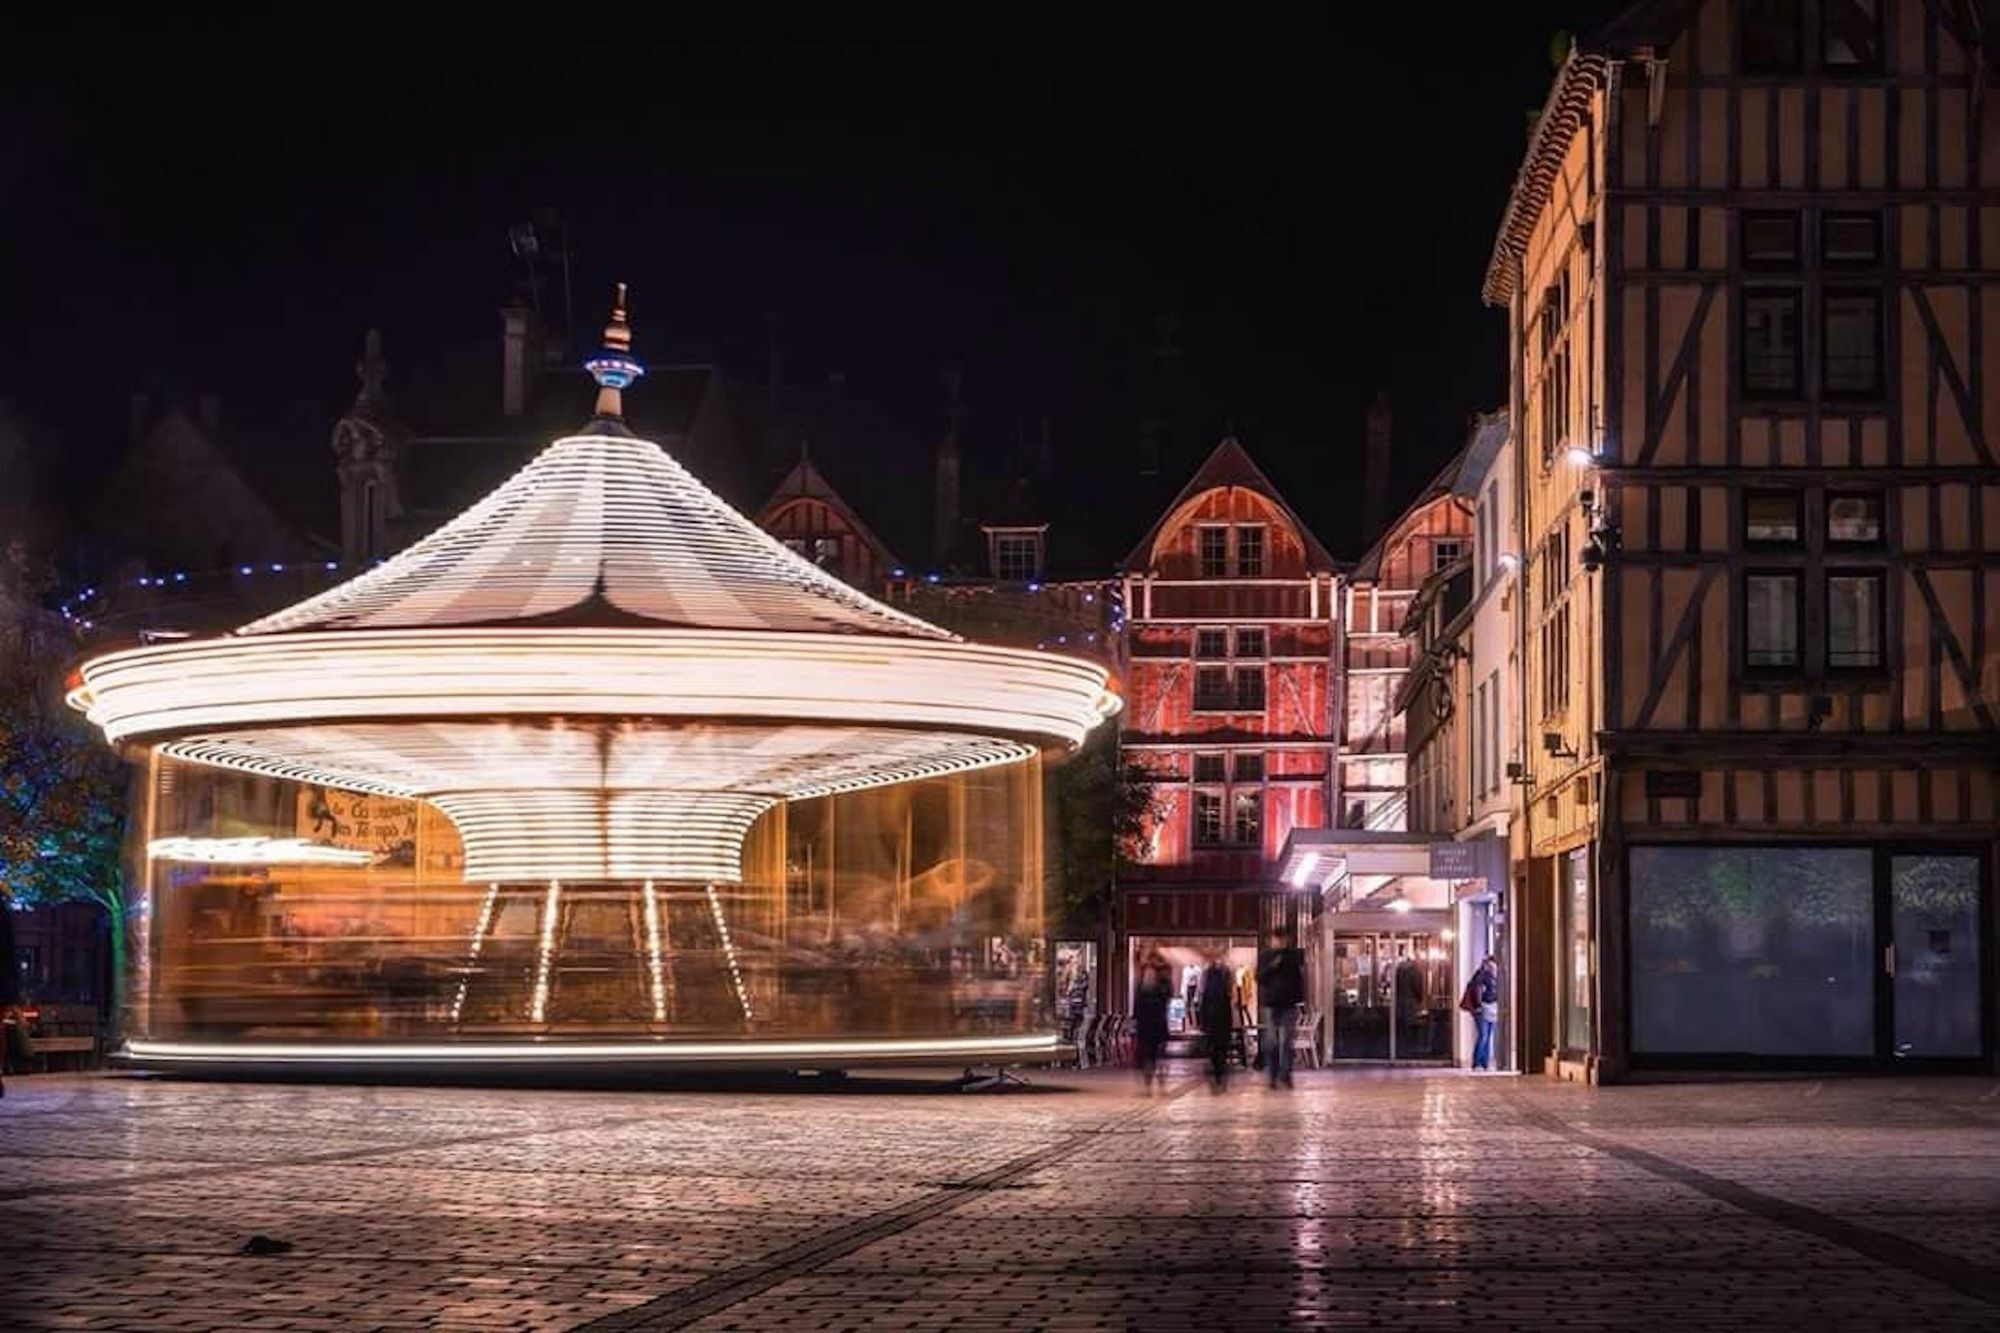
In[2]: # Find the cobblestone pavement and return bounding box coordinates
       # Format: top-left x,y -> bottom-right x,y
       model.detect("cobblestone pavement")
3,1065 -> 1998,1330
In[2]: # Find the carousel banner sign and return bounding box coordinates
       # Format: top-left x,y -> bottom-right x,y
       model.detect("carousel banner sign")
295,786 -> 448,871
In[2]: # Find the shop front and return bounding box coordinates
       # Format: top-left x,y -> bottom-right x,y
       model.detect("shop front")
1278,830 -> 1513,1068
1625,843 -> 1992,1070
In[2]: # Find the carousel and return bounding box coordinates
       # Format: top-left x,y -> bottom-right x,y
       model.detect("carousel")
72,290 -> 1118,1072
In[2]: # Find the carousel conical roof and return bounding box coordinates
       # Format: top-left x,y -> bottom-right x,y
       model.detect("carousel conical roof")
242,430 -> 952,640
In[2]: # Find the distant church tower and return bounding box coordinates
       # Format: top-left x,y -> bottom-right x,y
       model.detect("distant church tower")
333,329 -> 407,564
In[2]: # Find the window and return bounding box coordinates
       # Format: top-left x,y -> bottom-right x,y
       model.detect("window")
1827,573 -> 1884,668
1822,212 -> 1882,267
1194,665 -> 1233,711
1486,669 -> 1502,795
1231,791 -> 1261,846
1481,481 -> 1500,581
1822,291 -> 1882,397
1739,0 -> 1803,74
1194,791 -> 1223,846
1234,666 -> 1266,711
811,536 -> 841,568
783,538 -> 808,556
1744,491 -> 1803,545
1821,0 -> 1883,75
992,532 -> 1040,581
1232,752 -> 1264,782
1742,211 -> 1800,268
1198,526 -> 1229,579
1742,290 -> 1802,397
1473,680 -> 1486,796
1234,526 -> 1265,577
1826,493 -> 1883,545
1233,627 -> 1266,658
1745,573 -> 1802,668
1538,276 -> 1571,464
1433,538 -> 1466,572
1195,628 -> 1229,659
1193,753 -> 1226,784
1561,849 -> 1593,1053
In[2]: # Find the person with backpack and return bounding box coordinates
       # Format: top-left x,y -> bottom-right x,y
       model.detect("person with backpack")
1460,955 -> 1501,1071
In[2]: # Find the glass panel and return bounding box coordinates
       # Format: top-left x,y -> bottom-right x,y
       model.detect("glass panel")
1629,846 -> 1875,1055
1193,792 -> 1222,846
1233,627 -> 1266,658
1192,753 -> 1226,784
1194,666 -> 1231,711
1743,292 -> 1801,395
1823,213 -> 1882,265
1230,791 -> 1260,846
1561,850 -> 1592,1052
1822,0 -> 1882,73
1891,856 -> 1983,1058
1198,527 -> 1228,579
1745,574 -> 1800,667
1745,492 -> 1802,544
1827,575 -> 1882,668
1233,667 -> 1266,711
1195,628 -> 1228,659
1823,292 -> 1882,396
1742,212 -> 1800,267
1233,526 -> 1264,577
1231,752 -> 1264,783
1739,0 -> 1803,73
1827,494 -> 1882,544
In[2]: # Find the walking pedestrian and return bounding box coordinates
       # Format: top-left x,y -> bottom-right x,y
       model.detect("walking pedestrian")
1197,952 -> 1234,1091
1255,928 -> 1305,1089
1460,955 -> 1501,1071
1133,950 -> 1172,1092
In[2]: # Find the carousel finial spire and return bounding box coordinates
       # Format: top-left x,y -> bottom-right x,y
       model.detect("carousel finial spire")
583,282 -> 645,424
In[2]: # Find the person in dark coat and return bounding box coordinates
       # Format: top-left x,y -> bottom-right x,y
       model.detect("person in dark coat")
1132,951 -> 1172,1092
1197,953 -> 1235,1090
0,890 -> 19,1097
1256,928 -> 1306,1089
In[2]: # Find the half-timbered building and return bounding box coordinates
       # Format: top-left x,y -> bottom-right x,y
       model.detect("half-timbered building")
755,449 -> 902,590
1489,0 -> 2000,1079
1115,439 -> 1343,1010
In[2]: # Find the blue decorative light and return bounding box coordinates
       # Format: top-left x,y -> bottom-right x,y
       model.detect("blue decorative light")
270,563 -> 285,573
239,565 -> 253,576
324,561 -> 338,571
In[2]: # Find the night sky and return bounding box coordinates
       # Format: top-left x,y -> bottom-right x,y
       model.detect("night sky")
2,8 -> 1626,566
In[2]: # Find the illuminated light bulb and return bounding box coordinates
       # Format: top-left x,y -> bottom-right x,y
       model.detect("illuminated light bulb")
1388,897 -> 1413,913
1564,445 -> 1598,468
123,1033 -> 1062,1067
1440,927 -> 1457,942
707,881 -> 753,1024
641,879 -> 667,1023
530,880 -> 561,1023
450,883 -> 501,1024
1497,552 -> 1520,572
147,836 -> 375,866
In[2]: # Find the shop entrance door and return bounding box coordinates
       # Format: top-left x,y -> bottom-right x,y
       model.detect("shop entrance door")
1330,930 -> 1452,1061
1887,854 -> 1984,1061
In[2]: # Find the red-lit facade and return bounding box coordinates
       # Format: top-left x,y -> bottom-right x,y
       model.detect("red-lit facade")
1115,439 -> 1342,995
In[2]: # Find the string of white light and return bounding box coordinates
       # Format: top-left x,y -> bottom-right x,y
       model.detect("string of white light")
121,1033 -> 1063,1066
640,879 -> 667,1023
76,630 -> 1116,749
146,836 -> 376,866
707,882 -> 754,1025
530,881 -> 562,1023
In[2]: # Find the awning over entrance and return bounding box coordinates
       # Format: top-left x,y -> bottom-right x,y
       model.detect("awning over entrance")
1276,828 -> 1505,913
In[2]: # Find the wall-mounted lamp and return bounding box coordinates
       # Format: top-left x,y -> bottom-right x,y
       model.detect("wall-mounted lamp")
1542,731 -> 1579,762
1505,759 -> 1534,787
1577,488 -> 1621,575
1497,552 -> 1521,572
1564,444 -> 1599,468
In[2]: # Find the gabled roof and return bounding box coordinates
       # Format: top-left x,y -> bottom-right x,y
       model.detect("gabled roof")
758,452 -> 903,569
1349,448 -> 1469,584
1448,409 -> 1510,500
1121,436 -> 1338,572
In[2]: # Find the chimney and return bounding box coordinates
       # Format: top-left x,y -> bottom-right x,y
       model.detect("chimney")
501,300 -> 534,418
1362,389 -> 1393,546
198,393 -> 222,436
933,364 -> 964,568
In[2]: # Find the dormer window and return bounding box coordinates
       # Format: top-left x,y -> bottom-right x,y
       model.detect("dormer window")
987,528 -> 1044,582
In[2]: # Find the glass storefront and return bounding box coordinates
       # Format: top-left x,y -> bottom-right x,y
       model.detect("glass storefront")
1329,928 -> 1452,1061
1889,854 -> 1983,1059
135,752 -> 1049,1045
1631,846 -> 1873,1056
1560,849 -> 1593,1053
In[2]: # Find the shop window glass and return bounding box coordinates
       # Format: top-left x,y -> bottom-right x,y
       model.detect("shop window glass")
1561,849 -> 1592,1052
1629,846 -> 1874,1056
